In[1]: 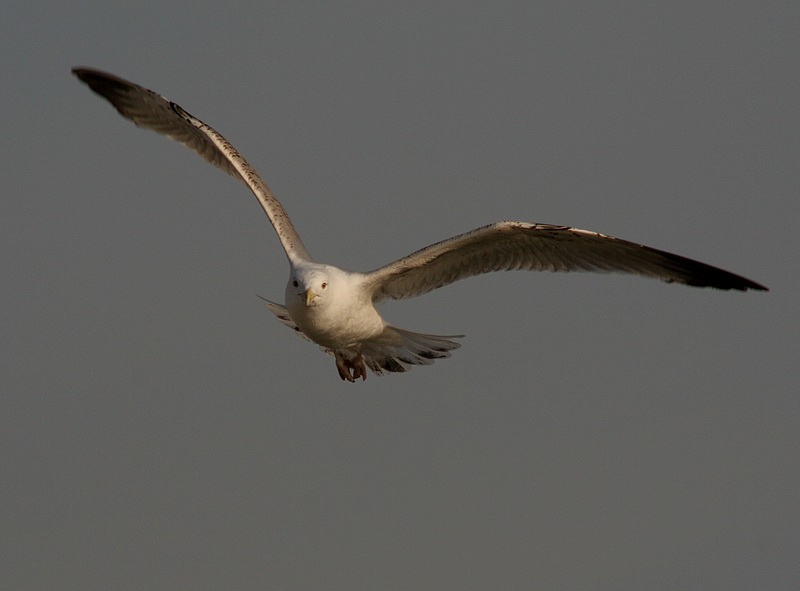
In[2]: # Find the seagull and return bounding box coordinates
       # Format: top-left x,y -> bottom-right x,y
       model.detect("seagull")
73,67 -> 767,382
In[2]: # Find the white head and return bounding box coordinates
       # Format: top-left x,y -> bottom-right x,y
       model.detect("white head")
286,266 -> 331,309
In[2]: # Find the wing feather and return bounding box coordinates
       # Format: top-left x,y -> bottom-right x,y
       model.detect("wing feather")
364,221 -> 767,301
72,67 -> 311,262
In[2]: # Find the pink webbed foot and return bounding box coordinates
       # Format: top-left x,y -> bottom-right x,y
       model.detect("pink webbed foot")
335,352 -> 368,382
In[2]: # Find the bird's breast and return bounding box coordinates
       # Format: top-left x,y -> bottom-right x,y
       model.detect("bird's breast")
287,298 -> 384,350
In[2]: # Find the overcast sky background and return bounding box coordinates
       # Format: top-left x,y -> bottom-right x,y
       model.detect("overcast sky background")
2,1 -> 798,589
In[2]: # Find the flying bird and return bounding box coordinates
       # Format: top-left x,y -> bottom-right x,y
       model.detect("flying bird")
73,67 -> 767,381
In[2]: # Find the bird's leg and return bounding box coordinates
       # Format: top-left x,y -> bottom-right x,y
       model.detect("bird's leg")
334,351 -> 367,382
351,353 -> 368,381
334,352 -> 354,382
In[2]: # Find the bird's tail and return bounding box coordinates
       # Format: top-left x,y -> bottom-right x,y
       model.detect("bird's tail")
262,298 -> 462,376
359,326 -> 463,375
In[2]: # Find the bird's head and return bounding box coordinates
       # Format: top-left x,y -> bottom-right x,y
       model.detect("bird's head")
286,267 -> 330,308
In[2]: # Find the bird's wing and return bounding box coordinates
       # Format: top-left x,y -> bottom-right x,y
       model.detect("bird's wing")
72,67 -> 311,263
258,296 -> 315,343
363,221 -> 767,301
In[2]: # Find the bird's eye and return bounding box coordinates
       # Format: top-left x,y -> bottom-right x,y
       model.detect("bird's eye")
321,282 -> 328,289
292,280 -> 298,287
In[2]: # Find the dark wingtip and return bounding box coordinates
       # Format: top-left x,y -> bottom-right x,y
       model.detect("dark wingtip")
72,66 -> 103,83
72,67 -> 139,116
748,281 -> 769,292
714,274 -> 768,292
699,274 -> 769,292
655,246 -> 768,292
688,273 -> 768,292
72,67 -> 132,92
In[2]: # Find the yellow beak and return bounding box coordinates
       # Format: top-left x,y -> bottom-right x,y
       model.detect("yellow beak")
305,288 -> 318,306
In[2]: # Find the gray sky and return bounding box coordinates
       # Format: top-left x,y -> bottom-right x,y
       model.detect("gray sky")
3,1 -> 798,589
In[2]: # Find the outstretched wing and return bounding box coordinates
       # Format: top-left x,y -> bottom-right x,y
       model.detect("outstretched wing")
72,67 -> 311,263
364,221 -> 767,301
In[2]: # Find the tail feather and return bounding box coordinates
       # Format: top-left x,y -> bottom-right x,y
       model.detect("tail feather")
360,326 -> 462,375
262,298 -> 462,377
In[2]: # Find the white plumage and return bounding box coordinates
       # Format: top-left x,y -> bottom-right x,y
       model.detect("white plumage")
73,68 -> 767,381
